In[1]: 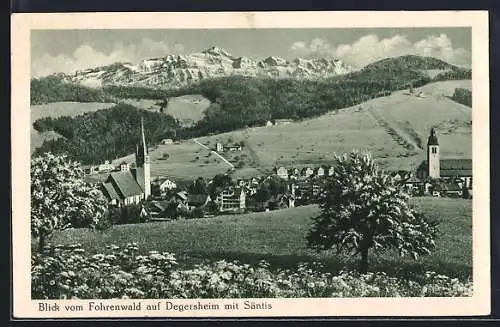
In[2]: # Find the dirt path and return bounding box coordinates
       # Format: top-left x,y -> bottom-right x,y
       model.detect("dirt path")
367,106 -> 422,152
192,139 -> 235,169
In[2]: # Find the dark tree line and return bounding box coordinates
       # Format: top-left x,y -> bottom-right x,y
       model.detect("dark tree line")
31,75 -> 115,105
450,88 -> 472,107
33,103 -> 181,164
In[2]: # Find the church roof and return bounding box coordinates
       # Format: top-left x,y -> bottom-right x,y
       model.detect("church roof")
101,182 -> 120,201
418,159 -> 472,177
108,171 -> 144,199
428,128 -> 439,145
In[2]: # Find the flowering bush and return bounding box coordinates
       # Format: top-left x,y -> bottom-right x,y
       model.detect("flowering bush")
32,243 -> 472,299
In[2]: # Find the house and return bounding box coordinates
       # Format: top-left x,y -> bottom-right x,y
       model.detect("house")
187,194 -> 212,210
304,167 -> 314,178
227,145 -> 242,152
118,161 -> 130,172
328,166 -> 335,176
82,164 -> 98,175
98,160 -> 115,172
215,188 -> 246,213
274,118 -> 293,125
101,118 -> 151,206
316,167 -> 325,177
266,120 -> 274,127
416,128 -> 472,188
216,143 -> 224,152
161,138 -> 173,145
275,167 -> 288,179
158,179 -> 177,192
433,182 -> 463,197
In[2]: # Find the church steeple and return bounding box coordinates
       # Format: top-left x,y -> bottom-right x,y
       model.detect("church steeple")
136,117 -> 149,166
135,117 -> 151,199
427,127 -> 440,178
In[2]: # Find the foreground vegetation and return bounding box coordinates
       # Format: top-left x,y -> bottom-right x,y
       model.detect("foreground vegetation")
31,152 -> 473,299
49,198 -> 472,281
32,242 -> 472,299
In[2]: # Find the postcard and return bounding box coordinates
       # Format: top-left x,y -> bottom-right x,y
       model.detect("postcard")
11,11 -> 490,318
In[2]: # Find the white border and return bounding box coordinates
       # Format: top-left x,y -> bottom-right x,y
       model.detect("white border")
11,11 -> 490,318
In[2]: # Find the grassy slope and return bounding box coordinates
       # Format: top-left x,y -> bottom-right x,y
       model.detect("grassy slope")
107,141 -> 231,182
120,94 -> 210,127
194,80 -> 472,178
30,102 -> 116,153
50,197 -> 472,280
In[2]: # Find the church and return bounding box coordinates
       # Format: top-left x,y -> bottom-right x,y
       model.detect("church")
101,118 -> 151,206
416,128 -> 472,189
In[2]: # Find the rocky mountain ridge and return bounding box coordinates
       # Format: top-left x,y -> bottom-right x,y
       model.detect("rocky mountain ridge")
64,46 -> 354,89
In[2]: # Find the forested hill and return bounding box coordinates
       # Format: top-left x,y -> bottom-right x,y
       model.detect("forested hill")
33,103 -> 180,164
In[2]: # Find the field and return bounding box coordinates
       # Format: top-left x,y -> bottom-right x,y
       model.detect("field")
108,140 -> 232,182
120,94 -> 210,127
195,80 -> 472,177
30,102 -> 116,153
50,197 -> 472,280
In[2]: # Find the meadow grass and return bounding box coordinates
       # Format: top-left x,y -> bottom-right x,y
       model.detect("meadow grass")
110,140 -> 231,181
120,94 -> 210,127
48,197 -> 472,280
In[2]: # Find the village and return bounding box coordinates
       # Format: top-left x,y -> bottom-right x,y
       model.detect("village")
83,119 -> 473,223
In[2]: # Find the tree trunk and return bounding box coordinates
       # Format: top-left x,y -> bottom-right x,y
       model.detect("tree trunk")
38,233 -> 46,252
359,246 -> 369,274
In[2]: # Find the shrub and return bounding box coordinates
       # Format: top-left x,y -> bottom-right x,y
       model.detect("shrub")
32,243 -> 472,300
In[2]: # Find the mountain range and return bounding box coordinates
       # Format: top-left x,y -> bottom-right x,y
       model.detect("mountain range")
63,46 -> 354,89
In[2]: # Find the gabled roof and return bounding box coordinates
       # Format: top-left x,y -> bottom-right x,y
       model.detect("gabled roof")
418,159 -> 472,177
102,182 -> 120,201
440,159 -> 472,170
108,171 -> 144,199
435,182 -> 462,192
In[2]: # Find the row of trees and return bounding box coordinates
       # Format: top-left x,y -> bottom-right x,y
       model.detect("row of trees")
30,75 -> 115,105
33,103 -> 181,164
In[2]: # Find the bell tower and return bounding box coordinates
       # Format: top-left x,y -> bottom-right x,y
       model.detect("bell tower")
135,117 -> 151,198
427,127 -> 440,179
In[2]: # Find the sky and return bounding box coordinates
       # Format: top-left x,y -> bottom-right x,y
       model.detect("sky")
31,27 -> 472,77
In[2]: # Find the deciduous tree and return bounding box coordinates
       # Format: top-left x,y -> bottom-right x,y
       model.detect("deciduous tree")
307,151 -> 439,273
31,152 -> 108,251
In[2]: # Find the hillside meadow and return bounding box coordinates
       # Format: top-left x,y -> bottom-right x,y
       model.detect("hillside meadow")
109,141 -> 232,182
48,197 -> 472,281
119,94 -> 211,127
195,80 -> 472,178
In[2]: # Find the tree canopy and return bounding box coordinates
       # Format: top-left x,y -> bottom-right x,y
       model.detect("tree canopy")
307,151 -> 439,273
31,152 -> 109,250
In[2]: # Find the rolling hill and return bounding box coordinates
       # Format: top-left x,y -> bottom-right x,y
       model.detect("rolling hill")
31,54 -> 472,179
193,80 -> 472,178
95,79 -> 471,181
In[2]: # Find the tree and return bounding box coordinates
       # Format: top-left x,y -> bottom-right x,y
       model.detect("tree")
189,177 -> 208,194
307,151 -> 439,273
31,152 -> 108,251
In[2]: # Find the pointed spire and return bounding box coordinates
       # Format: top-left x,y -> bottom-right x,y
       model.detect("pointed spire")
141,116 -> 147,155
428,127 -> 439,146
